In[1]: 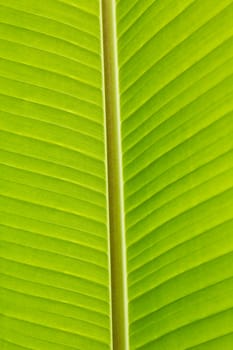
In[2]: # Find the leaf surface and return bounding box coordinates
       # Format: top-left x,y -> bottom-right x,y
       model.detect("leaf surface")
0,1 -> 112,349
117,0 -> 233,348
1,1 -> 233,349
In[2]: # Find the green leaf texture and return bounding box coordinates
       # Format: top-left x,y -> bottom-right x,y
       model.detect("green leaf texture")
0,1 -> 111,349
117,0 -> 233,349
1,0 -> 233,349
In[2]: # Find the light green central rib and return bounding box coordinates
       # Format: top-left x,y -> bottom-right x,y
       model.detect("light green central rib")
101,1 -> 129,349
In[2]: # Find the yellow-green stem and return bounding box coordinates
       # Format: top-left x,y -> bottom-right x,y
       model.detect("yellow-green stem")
101,1 -> 129,349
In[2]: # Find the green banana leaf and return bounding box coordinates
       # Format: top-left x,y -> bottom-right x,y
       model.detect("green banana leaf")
0,0 -> 233,349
